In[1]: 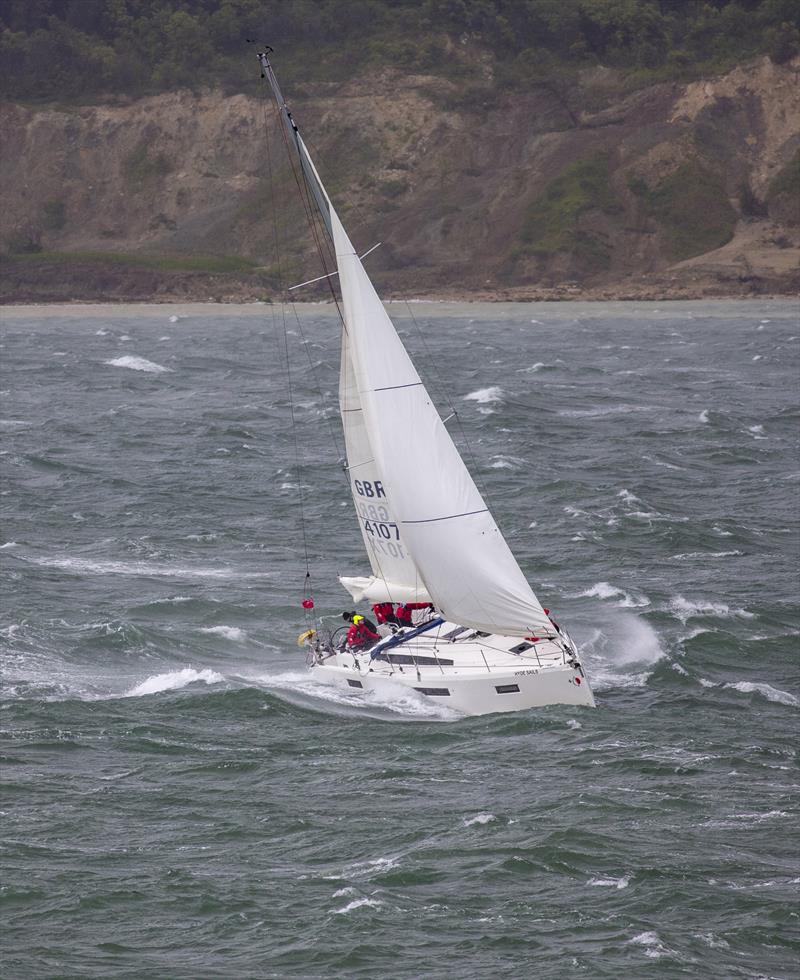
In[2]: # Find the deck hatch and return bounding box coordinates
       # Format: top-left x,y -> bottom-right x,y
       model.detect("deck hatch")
495,683 -> 521,694
510,641 -> 534,654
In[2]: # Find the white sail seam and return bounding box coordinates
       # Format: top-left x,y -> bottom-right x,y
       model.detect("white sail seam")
373,382 -> 424,392
402,508 -> 489,525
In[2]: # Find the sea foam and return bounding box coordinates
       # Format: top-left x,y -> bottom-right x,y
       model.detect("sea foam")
724,681 -> 798,707
126,668 -> 224,697
105,355 -> 173,374
199,625 -> 247,642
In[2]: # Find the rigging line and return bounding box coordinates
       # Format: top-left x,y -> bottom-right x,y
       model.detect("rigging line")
260,88 -> 310,577
261,77 -> 401,611
263,104 -> 351,478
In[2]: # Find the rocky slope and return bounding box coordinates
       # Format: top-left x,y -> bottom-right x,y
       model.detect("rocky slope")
1,56 -> 798,302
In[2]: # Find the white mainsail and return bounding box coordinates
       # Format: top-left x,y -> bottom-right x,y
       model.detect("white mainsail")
260,53 -> 552,635
338,330 -> 431,605
332,210 -> 551,636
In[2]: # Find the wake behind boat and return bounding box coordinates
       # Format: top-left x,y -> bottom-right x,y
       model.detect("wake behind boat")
258,49 -> 595,715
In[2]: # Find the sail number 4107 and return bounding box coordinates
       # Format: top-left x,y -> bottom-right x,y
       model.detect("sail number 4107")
362,518 -> 400,540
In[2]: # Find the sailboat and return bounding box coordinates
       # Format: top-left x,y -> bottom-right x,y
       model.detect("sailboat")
258,50 -> 595,715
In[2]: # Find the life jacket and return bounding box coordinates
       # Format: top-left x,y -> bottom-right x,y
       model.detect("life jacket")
396,602 -> 433,625
347,621 -> 380,649
372,602 -> 396,624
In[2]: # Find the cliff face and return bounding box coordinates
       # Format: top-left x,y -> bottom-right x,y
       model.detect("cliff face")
1,56 -> 798,302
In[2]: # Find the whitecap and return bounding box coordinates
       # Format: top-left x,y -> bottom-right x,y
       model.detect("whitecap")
698,409 -> 709,423
105,355 -> 173,374
0,541 -> 17,549
670,550 -> 743,560
724,681 -> 798,707
332,897 -> 383,915
752,354 -> 762,361
669,596 -> 754,623
463,386 -> 504,404
588,874 -> 630,889
17,554 -> 269,580
199,625 -> 247,642
628,931 -> 669,960
463,813 -> 496,827
575,581 -> 649,608
95,328 -> 108,336
126,668 -> 224,697
168,315 -> 181,323
119,334 -> 131,341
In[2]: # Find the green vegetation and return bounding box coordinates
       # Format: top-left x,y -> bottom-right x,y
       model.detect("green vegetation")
0,1 -> 798,103
630,159 -> 736,260
5,250 -> 261,274
520,151 -> 618,269
42,198 -> 67,230
766,150 -> 800,224
123,142 -> 172,187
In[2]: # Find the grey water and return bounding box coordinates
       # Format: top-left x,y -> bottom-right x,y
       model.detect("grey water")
1,299 -> 798,979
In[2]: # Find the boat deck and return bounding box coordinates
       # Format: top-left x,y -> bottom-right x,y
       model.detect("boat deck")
345,617 -> 576,676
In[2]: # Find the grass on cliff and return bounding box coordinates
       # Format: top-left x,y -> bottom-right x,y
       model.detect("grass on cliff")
4,250 -> 261,275
630,160 -> 736,261
519,151 -> 619,269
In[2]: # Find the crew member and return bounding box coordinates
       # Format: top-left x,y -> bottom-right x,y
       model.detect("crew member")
342,610 -> 378,634
372,602 -> 398,626
395,602 -> 434,627
345,614 -> 381,650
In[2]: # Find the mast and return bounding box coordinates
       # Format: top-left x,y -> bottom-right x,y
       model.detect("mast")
257,49 -> 333,242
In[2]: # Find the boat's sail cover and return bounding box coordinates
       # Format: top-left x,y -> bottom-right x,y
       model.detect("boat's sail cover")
263,56 -> 552,635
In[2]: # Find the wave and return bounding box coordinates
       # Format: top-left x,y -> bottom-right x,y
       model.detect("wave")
250,669 -> 462,721
580,613 -> 665,690
126,668 -> 224,697
463,386 -> 504,412
332,897 -> 383,915
724,681 -> 798,707
463,813 -> 497,827
574,581 -> 650,609
588,873 -> 631,889
669,596 -> 754,624
199,626 -> 248,642
13,553 -> 270,580
105,355 -> 173,374
670,551 -> 743,560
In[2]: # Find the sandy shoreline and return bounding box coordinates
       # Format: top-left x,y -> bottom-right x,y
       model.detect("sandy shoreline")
2,297 -> 797,320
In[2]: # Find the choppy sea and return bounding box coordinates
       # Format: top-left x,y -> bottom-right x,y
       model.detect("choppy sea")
1,299 -> 798,978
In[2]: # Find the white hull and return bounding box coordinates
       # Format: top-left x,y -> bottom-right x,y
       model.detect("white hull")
307,618 -> 595,716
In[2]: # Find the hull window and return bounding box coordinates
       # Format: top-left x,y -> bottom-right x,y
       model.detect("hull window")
414,687 -> 450,697
495,684 -> 521,694
347,679 -> 363,688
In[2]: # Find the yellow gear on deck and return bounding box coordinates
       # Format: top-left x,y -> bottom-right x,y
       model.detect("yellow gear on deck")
297,628 -> 316,647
